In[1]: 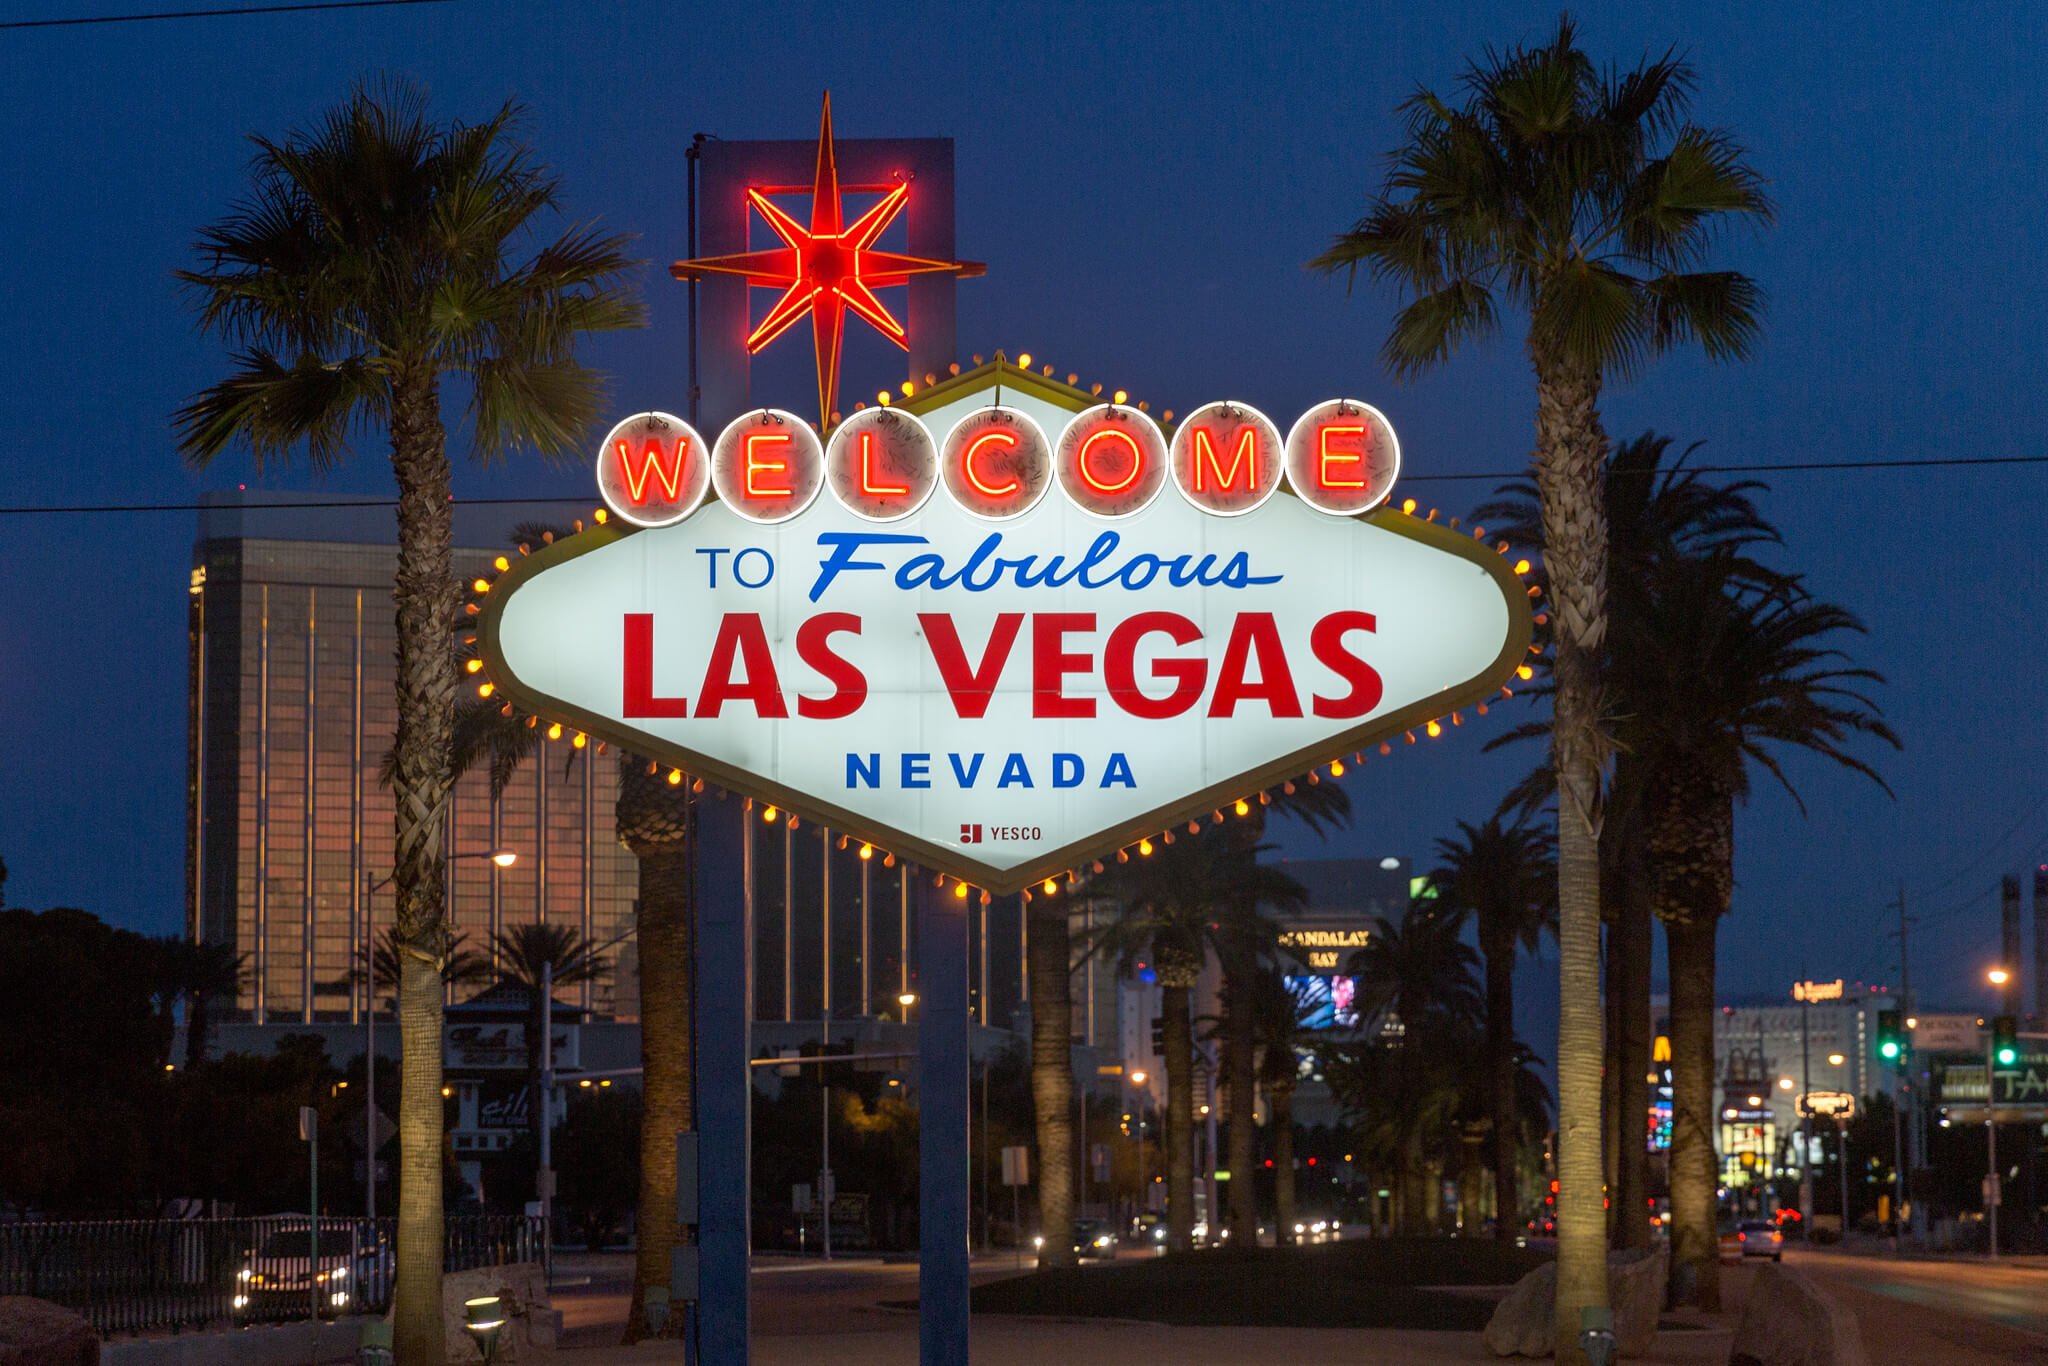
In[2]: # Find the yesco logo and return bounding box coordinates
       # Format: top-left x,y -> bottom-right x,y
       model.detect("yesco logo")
479,363 -> 1533,893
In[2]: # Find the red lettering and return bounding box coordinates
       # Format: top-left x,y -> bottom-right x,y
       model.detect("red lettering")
1193,426 -> 1257,493
695,613 -> 787,717
1310,611 -> 1383,718
1317,424 -> 1367,489
1078,429 -> 1143,494
621,613 -> 689,717
1207,612 -> 1302,718
1031,613 -> 1096,718
919,613 -> 1024,719
796,613 -> 867,719
858,430 -> 909,497
744,432 -> 793,500
1104,612 -> 1206,718
616,437 -> 691,503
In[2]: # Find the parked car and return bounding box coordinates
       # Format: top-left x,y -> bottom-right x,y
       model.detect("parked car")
1731,1219 -> 1783,1262
1034,1217 -> 1120,1264
232,1221 -> 390,1322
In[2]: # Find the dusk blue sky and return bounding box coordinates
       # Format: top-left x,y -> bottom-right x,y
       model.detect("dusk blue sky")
1,1 -> 2040,1024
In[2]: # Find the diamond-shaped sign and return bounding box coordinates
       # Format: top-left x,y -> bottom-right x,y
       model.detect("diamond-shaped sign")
479,368 -> 1530,892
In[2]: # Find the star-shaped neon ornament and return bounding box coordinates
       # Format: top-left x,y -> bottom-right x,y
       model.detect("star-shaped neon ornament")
672,93 -> 984,429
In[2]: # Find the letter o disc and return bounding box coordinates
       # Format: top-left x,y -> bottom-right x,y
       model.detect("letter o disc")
939,405 -> 1053,520
595,411 -> 711,528
1284,400 -> 1400,516
710,409 -> 824,524
1055,404 -> 1170,518
1169,400 -> 1284,516
824,407 -> 938,521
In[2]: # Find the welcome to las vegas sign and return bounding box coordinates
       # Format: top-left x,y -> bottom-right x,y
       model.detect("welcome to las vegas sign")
477,361 -> 1533,894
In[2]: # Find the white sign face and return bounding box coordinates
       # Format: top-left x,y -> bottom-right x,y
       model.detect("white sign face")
1796,1091 -> 1856,1120
1910,1012 -> 1983,1053
480,368 -> 1530,892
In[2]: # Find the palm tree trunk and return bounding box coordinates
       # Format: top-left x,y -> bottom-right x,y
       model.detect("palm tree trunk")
1026,895 -> 1075,1268
1533,348 -> 1611,1362
1224,962 -> 1258,1244
1483,929 -> 1520,1241
1666,914 -> 1720,1310
626,838 -> 693,1339
1272,1080 -> 1296,1242
1161,982 -> 1195,1252
389,370 -> 454,1366
1609,873 -> 1653,1251
528,984 -> 547,1184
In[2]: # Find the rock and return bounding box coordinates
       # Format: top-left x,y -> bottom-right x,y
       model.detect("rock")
1727,1262 -> 1868,1366
1482,1245 -> 1669,1358
0,1296 -> 96,1366
425,1262 -> 556,1362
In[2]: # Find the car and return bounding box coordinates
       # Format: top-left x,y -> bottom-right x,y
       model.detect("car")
232,1221 -> 390,1322
1032,1218 -> 1120,1263
1734,1219 -> 1783,1262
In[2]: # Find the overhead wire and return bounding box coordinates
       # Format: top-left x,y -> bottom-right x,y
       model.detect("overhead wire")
0,0 -> 449,29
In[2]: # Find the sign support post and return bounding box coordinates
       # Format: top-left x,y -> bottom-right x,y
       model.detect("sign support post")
696,797 -> 752,1363
919,876 -> 971,1366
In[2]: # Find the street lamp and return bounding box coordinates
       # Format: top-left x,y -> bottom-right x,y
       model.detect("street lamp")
1984,966 -> 2012,1260
361,847 -> 517,1224
1128,1070 -> 1151,1228
1828,1053 -> 1845,1066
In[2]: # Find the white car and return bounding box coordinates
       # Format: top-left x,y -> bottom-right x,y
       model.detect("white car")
232,1222 -> 389,1322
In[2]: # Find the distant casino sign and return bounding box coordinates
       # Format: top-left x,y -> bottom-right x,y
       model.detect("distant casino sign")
481,364 -> 1529,893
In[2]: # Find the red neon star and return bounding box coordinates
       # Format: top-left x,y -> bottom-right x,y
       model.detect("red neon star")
672,93 -> 984,428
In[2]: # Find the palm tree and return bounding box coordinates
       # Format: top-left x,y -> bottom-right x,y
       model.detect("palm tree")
353,927 -> 494,1013
1025,888 -> 1078,1268
1313,21 -> 1770,1342
177,942 -> 248,1069
176,83 -> 640,1361
1086,834 -> 1307,1251
1628,553 -> 1893,1307
1477,432 -> 1782,1249
492,924 -> 611,1174
1426,815 -> 1555,1240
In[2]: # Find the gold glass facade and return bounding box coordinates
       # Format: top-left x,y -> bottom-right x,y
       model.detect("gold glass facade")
187,511 -> 637,1023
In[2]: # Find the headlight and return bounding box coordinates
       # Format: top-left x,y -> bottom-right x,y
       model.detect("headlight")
1093,1236 -> 1112,1248
330,1291 -> 349,1307
1153,1228 -> 1165,1241
237,1269 -> 252,1281
328,1266 -> 346,1280
232,1295 -> 249,1310
1032,1236 -> 1044,1249
1293,1223 -> 1305,1234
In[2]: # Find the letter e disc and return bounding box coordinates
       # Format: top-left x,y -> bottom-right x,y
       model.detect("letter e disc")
1055,404 -> 1170,518
711,409 -> 824,524
825,407 -> 938,521
939,406 -> 1053,520
1169,400 -> 1283,515
1285,400 -> 1400,516
597,411 -> 710,528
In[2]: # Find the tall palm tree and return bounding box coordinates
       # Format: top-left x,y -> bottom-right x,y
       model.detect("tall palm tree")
1477,431 -> 1782,1249
1426,815 -> 1555,1240
1629,553 -> 1893,1307
354,927 -> 494,1013
1025,889 -> 1077,1268
1313,21 -> 1770,1344
1086,834 -> 1307,1251
177,941 -> 248,1069
176,83 -> 640,1361
492,923 -> 610,1168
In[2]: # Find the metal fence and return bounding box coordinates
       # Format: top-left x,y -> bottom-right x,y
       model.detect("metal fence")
0,1214 -> 541,1337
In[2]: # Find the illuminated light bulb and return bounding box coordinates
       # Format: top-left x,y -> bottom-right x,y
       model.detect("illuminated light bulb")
464,603 -> 479,616
763,805 -> 778,823
594,508 -> 608,524
466,659 -> 483,673
859,843 -> 873,861
1113,389 -> 1128,405
1401,499 -> 1417,515
1330,760 -> 1345,777
1017,353 -> 1032,368
493,556 -> 509,572
954,881 -> 969,900
1139,839 -> 1153,856
546,723 -> 562,741
477,683 -> 493,698
572,732 -> 587,749
1514,558 -> 1531,575
877,390 -> 891,406
901,380 -> 915,396
473,578 -> 490,593
1426,720 -> 1442,738
1234,799 -> 1249,816
1043,878 -> 1057,895
1517,665 -> 1534,680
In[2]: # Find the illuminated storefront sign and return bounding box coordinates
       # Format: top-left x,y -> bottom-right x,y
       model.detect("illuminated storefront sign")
479,364 -> 1532,892
1791,978 -> 1844,1002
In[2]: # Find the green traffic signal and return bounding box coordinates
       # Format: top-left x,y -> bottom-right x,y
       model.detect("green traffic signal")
1993,1015 -> 2019,1067
1877,1008 -> 1904,1061
1880,1039 -> 1901,1060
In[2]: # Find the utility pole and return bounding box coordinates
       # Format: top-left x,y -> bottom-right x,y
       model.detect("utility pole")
1893,883 -> 1928,1244
1799,972 -> 1814,1227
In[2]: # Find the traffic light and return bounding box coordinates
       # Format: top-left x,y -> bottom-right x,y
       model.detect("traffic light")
1877,1009 -> 1903,1061
1994,1015 -> 2019,1067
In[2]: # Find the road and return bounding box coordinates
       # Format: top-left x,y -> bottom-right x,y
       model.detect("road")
1793,1245 -> 2048,1364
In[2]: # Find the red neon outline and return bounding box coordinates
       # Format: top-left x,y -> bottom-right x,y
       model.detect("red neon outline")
858,429 -> 910,497
615,436 -> 691,504
962,430 -> 1022,499
1317,424 -> 1368,489
1191,426 -> 1258,494
743,432 -> 795,500
1077,427 -> 1144,495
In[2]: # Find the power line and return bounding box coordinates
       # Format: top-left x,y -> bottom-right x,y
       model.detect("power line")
0,0 -> 448,30
4,451 -> 2043,517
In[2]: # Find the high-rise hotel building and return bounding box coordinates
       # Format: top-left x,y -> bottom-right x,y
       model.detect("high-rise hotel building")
186,493 -> 638,1023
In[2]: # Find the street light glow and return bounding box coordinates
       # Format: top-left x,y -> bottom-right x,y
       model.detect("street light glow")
897,992 -> 918,1007
1130,1070 -> 1148,1086
490,849 -> 519,867
1987,967 -> 2011,987
1778,1077 -> 1795,1090
1828,1053 -> 1845,1066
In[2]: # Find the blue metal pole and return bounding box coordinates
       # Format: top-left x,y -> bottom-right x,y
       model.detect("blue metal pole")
695,797 -> 752,1364
919,876 -> 971,1365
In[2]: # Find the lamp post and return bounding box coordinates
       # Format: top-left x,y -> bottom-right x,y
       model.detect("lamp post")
1129,1070 -> 1150,1229
1986,966 -> 2010,1260
360,848 -> 516,1224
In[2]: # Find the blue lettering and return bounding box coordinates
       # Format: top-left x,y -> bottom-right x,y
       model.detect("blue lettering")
810,529 -> 1280,597
902,753 -> 931,789
997,753 -> 1033,788
1101,752 -> 1136,788
847,753 -> 881,788
696,546 -> 730,587
810,531 -> 926,602
1052,753 -> 1084,789
948,753 -> 985,786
